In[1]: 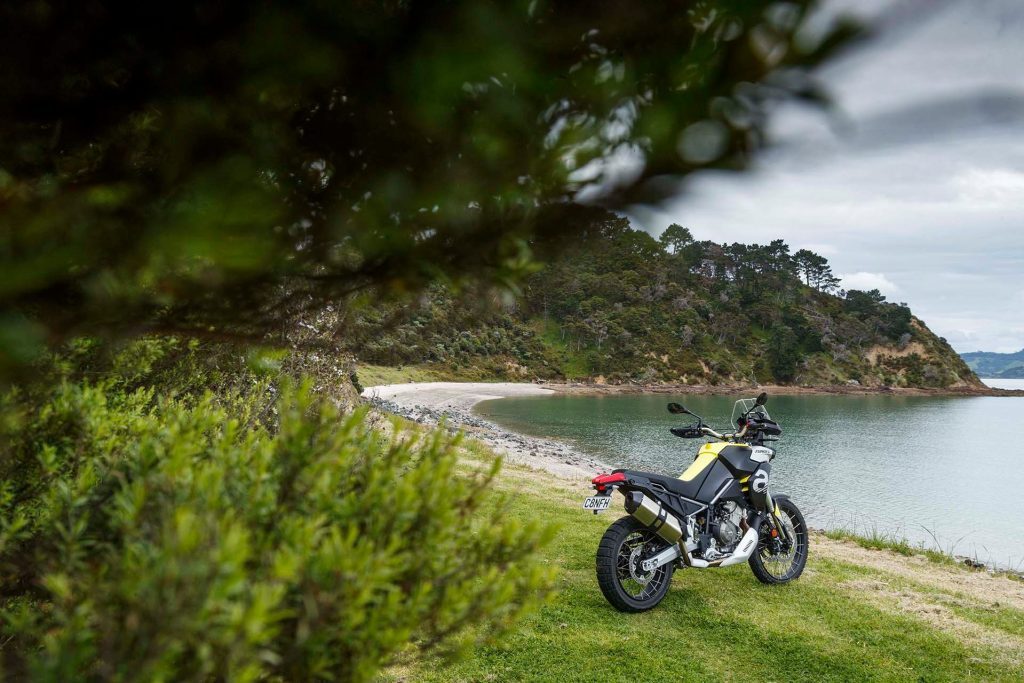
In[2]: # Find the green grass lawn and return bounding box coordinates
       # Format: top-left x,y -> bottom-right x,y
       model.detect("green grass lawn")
380,444 -> 1024,682
355,363 -> 456,387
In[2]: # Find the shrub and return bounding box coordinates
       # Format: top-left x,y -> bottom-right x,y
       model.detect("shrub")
0,373 -> 555,681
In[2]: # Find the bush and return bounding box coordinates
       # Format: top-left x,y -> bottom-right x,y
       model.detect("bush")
0,371 -> 555,681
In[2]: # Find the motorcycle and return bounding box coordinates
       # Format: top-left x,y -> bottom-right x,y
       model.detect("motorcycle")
584,392 -> 808,612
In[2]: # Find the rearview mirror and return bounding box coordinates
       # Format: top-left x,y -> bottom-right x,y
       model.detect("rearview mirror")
667,402 -> 690,415
755,392 -> 768,406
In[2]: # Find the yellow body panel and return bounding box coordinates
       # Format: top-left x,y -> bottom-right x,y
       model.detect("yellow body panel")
680,452 -> 717,481
679,441 -> 741,481
698,442 -> 735,456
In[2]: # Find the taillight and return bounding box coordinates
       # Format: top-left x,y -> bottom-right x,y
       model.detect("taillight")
592,472 -> 626,491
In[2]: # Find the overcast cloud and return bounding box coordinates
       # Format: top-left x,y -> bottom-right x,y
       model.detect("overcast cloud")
632,0 -> 1024,353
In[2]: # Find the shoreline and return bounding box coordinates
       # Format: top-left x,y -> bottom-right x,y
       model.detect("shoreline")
361,382 -> 611,479
365,381 -> 1024,575
360,380 -> 1023,480
539,381 -> 1024,398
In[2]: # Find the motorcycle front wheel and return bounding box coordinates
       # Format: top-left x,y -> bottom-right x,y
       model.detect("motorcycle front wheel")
596,516 -> 674,612
749,496 -> 808,584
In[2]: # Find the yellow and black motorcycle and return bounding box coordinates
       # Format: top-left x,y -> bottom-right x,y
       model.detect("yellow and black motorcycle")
584,392 -> 808,612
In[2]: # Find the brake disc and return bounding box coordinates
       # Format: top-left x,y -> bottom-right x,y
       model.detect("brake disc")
628,546 -> 654,585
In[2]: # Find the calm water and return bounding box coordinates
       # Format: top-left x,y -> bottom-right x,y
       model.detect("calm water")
983,378 -> 1024,391
477,392 -> 1024,568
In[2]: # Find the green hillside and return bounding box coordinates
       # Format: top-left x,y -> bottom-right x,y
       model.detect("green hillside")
961,349 -> 1024,378
349,212 -> 981,389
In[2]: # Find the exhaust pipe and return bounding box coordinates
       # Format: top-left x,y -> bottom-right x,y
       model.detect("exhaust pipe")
623,491 -> 683,545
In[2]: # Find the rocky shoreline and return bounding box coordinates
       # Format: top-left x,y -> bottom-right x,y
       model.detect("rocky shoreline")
363,387 -> 609,480
362,377 -> 1021,480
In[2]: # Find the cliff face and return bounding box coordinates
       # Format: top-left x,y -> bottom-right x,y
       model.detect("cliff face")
348,215 -> 981,389
795,318 -> 983,389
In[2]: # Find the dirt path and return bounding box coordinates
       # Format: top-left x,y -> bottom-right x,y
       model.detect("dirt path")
814,533 -> 1024,663
815,533 -> 1024,610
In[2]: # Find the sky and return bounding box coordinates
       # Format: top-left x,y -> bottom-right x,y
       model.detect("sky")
631,0 -> 1024,354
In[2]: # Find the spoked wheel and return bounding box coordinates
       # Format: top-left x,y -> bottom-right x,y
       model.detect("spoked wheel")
749,496 -> 808,584
596,516 -> 674,612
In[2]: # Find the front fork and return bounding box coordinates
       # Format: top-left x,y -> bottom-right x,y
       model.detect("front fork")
765,493 -> 795,549
752,463 -> 794,549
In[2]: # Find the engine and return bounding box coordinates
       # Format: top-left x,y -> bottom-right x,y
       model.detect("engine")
709,502 -> 744,550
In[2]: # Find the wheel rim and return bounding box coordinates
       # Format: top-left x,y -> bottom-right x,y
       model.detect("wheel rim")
757,507 -> 807,580
615,529 -> 669,600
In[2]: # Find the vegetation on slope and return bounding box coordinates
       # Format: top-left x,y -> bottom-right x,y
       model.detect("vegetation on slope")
961,348 -> 1024,378
349,212 -> 981,389
381,449 -> 1024,683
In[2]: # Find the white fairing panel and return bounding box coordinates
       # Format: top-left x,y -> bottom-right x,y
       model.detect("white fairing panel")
718,527 -> 761,567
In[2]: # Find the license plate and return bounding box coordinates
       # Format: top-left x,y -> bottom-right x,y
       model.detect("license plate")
583,496 -> 612,512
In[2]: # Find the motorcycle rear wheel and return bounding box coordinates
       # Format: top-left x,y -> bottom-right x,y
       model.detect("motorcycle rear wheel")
596,516 -> 674,612
749,496 -> 808,585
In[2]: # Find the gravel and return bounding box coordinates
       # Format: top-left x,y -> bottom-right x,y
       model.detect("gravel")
363,383 -> 610,480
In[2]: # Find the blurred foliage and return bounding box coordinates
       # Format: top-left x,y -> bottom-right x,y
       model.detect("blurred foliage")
0,3 -> 861,673
0,0 -> 857,378
0,339 -> 555,681
349,211 -> 979,388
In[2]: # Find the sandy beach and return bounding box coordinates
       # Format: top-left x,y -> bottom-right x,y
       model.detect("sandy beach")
362,382 -> 610,479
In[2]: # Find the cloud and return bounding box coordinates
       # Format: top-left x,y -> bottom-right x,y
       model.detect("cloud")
630,0 -> 1024,353
840,272 -> 902,297
952,167 -> 1024,205
923,315 -> 1024,354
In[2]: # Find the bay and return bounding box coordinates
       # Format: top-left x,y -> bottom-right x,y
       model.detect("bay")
983,378 -> 1024,391
477,391 -> 1024,569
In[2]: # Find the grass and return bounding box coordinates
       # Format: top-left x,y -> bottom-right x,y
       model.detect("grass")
378,439 -> 1024,682
532,319 -> 591,379
355,363 -> 456,387
821,527 -> 959,567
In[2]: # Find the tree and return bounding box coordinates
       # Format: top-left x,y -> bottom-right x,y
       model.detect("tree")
793,249 -> 819,286
764,239 -> 794,273
0,0 -> 856,378
768,327 -> 801,382
845,288 -> 888,316
659,224 -> 694,254
793,248 -> 835,290
819,270 -> 842,294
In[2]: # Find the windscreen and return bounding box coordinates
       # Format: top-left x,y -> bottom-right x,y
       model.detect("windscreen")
731,398 -> 770,426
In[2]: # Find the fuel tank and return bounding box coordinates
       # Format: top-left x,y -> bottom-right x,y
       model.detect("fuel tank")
675,441 -> 761,504
681,442 -> 760,482
715,444 -> 760,477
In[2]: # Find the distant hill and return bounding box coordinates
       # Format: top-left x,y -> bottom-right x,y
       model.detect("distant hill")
349,211 -> 983,389
960,349 -> 1024,378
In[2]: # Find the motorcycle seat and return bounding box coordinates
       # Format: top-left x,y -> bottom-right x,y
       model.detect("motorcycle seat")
616,469 -> 703,500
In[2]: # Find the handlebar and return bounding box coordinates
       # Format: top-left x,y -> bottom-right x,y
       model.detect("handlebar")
672,423 -> 748,441
701,425 -> 744,440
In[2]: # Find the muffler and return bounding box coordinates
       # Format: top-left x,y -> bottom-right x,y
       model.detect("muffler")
623,491 -> 684,545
